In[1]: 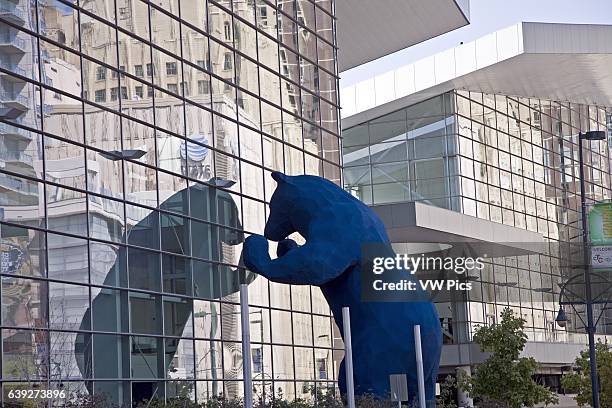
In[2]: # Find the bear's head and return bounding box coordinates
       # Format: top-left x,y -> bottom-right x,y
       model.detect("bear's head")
265,171 -> 342,241
264,171 -> 300,241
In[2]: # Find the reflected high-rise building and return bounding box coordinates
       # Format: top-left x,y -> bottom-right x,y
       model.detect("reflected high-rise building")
0,0 -> 340,405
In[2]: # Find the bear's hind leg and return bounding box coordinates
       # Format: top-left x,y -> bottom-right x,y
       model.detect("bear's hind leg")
337,359 -> 346,396
424,373 -> 437,407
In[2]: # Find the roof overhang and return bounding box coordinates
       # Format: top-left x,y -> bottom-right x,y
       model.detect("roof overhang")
372,201 -> 545,258
341,22 -> 612,128
441,342 -> 585,368
336,0 -> 470,72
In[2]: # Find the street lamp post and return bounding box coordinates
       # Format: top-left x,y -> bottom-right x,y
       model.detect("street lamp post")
572,130 -> 605,408
556,273 -> 612,408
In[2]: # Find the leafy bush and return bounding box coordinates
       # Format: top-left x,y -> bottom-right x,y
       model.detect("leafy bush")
458,308 -> 558,408
561,340 -> 612,408
59,385 -> 401,407
436,375 -> 458,408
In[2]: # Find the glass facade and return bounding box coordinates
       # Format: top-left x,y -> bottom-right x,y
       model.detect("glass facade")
0,0 -> 341,405
343,93 -> 456,208
344,90 -> 612,347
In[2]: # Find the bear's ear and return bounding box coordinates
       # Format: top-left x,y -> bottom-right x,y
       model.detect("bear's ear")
271,171 -> 290,184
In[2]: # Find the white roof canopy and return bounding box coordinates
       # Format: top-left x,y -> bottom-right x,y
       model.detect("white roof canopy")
341,22 -> 612,127
336,0 -> 470,72
372,201 -> 545,257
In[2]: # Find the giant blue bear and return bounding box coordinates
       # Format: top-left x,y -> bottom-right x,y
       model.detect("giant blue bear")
243,172 -> 442,405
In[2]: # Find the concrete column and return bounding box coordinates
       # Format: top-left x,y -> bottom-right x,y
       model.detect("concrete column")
456,366 -> 473,408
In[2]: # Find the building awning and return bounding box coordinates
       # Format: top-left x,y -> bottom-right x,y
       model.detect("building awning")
441,341 -> 586,369
342,22 -> 612,126
372,201 -> 545,258
336,0 -> 470,72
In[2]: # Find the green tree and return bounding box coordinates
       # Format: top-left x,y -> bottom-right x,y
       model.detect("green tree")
561,340 -> 612,408
458,308 -> 558,408
437,375 -> 458,408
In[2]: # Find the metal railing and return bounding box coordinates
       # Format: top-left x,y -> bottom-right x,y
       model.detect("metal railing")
0,173 -> 39,194
0,122 -> 32,139
0,1 -> 27,22
0,91 -> 30,107
0,149 -> 33,165
0,34 -> 27,51
0,63 -> 28,78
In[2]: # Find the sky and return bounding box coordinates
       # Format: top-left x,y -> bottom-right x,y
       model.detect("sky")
339,0 -> 612,88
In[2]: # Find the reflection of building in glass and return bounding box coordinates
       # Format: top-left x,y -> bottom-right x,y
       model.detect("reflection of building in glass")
1,0 -> 340,405
343,22 -> 612,401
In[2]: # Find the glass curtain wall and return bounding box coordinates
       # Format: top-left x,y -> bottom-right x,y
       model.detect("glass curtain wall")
343,90 -> 612,346
454,90 -> 612,344
343,93 -> 458,209
0,0 -> 342,405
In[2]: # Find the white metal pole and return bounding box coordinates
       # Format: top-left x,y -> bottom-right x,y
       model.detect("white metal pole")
240,284 -> 253,408
414,325 -> 426,408
396,376 -> 402,408
342,307 -> 356,408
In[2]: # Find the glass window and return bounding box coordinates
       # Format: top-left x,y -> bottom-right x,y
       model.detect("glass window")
198,80 -> 210,94
128,247 -> 161,292
369,110 -> 406,145
223,52 -> 233,70
90,242 -> 126,288
130,293 -> 162,335
166,62 -> 178,76
131,335 -> 163,378
162,254 -> 192,296
2,277 -> 48,328
96,66 -> 106,80
161,213 -> 191,256
163,295 -> 192,336
135,64 -> 144,77
47,233 -> 88,283
3,329 -> 51,380
0,225 -> 46,278
94,89 -> 106,102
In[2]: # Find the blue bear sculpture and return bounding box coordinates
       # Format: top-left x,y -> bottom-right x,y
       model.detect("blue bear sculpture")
243,172 -> 442,405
